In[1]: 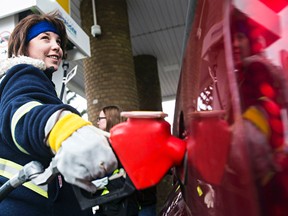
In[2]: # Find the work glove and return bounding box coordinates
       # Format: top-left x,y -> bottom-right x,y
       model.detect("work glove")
46,111 -> 118,193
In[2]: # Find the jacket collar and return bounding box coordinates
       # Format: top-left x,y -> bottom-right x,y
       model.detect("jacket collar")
0,56 -> 46,77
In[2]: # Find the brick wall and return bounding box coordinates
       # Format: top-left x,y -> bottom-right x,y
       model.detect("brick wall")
81,0 -> 139,125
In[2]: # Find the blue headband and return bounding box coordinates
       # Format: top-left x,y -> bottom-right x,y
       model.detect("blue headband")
26,20 -> 60,43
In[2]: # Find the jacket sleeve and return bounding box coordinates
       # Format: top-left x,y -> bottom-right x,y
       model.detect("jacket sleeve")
0,64 -> 79,161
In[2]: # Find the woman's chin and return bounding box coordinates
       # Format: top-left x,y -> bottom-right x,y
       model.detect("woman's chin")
46,64 -> 58,71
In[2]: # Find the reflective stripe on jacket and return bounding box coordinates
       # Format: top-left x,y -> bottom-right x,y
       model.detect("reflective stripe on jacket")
0,158 -> 48,198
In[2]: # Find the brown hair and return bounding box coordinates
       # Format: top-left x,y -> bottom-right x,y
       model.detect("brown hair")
8,11 -> 67,58
102,105 -> 125,132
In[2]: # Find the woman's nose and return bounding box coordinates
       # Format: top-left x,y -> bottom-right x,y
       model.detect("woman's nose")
51,40 -> 61,51
232,36 -> 240,47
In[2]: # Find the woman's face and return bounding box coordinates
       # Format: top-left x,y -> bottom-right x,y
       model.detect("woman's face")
97,110 -> 107,131
27,32 -> 63,71
232,32 -> 251,69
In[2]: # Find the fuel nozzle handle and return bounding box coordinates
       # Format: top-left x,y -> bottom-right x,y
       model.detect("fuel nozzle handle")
0,161 -> 44,201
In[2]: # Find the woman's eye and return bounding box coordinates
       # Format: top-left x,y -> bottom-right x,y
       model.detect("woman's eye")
41,36 -> 50,40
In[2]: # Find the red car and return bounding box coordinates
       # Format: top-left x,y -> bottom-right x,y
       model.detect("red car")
159,0 -> 288,215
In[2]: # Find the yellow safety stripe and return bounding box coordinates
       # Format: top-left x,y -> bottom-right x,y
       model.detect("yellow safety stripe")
100,169 -> 120,195
0,158 -> 22,170
113,169 -> 120,175
243,106 -> 271,137
101,188 -> 110,195
197,186 -> 203,197
48,113 -> 92,152
11,101 -> 43,155
0,158 -> 48,198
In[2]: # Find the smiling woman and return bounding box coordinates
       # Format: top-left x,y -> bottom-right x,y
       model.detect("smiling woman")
0,11 -> 117,216
27,31 -> 63,71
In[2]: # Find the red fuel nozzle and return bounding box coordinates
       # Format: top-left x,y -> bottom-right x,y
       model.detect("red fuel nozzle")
110,111 -> 186,190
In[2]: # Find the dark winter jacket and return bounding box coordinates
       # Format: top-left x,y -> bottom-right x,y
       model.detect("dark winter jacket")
0,57 -> 93,216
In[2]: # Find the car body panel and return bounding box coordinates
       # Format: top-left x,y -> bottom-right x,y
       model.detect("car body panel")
160,0 -> 288,215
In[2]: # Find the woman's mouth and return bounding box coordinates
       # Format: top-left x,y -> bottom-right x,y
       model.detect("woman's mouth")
47,55 -> 60,60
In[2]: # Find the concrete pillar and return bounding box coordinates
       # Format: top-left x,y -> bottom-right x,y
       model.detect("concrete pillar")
80,0 -> 139,124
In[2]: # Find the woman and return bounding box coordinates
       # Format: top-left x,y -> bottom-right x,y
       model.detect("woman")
97,105 -> 125,132
0,12 -> 117,215
230,8 -> 288,215
96,105 -> 139,216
